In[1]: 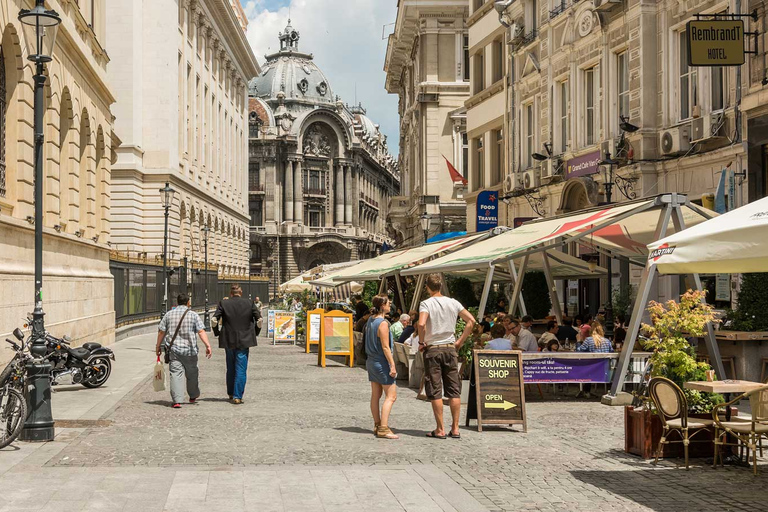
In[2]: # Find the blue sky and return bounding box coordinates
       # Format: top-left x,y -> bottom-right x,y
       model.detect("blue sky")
240,0 -> 400,154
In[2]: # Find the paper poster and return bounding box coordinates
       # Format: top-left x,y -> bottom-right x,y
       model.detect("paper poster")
267,310 -> 278,338
324,316 -> 350,353
274,312 -> 296,342
309,312 -> 322,343
715,274 -> 731,302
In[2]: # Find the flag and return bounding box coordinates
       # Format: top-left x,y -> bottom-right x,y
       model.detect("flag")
714,166 -> 729,214
443,156 -> 467,185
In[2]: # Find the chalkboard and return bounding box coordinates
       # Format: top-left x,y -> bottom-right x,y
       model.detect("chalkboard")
472,350 -> 526,432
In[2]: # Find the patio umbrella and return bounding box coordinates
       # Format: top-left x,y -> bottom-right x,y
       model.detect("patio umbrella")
648,198 -> 768,275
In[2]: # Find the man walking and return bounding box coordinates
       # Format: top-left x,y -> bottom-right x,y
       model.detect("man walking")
156,294 -> 212,409
416,274 -> 475,439
214,284 -> 261,404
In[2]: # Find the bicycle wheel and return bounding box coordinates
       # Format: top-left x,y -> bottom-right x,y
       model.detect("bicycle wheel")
0,387 -> 27,449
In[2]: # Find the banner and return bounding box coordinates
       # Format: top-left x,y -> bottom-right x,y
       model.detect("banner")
565,150 -> 601,179
476,191 -> 499,232
523,357 -> 611,383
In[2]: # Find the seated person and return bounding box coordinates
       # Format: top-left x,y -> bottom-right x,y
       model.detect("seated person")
557,317 -> 579,343
397,311 -> 418,344
485,324 -> 513,350
479,313 -> 492,333
538,320 -> 559,350
544,339 -> 560,352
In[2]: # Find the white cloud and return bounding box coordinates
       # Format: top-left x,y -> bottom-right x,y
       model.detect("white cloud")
244,0 -> 400,153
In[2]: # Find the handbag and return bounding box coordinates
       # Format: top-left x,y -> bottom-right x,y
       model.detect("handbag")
164,309 -> 190,364
152,356 -> 166,392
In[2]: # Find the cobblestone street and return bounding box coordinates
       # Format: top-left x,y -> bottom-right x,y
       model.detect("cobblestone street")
10,340 -> 756,512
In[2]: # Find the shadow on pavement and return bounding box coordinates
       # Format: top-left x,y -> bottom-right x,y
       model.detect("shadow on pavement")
333,426 -> 434,439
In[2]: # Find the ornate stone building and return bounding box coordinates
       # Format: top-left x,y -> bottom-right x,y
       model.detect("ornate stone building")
248,22 -> 399,297
0,0 -> 114,362
107,0 -> 259,280
384,0 -> 470,246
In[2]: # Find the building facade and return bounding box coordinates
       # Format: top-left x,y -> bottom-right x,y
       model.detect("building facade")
384,0 -> 470,246
0,0 -> 115,362
466,0 -> 765,316
248,23 -> 399,298
107,0 -> 259,288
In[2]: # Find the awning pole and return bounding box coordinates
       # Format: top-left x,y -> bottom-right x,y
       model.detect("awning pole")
509,255 -> 529,318
440,273 -> 450,297
507,261 -> 528,316
477,265 -> 495,320
542,252 -> 563,324
379,277 -> 387,295
609,203 -> 673,397
410,274 -> 425,312
671,205 -> 726,379
395,273 -> 406,312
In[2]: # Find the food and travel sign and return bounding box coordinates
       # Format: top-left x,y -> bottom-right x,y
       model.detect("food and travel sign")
565,151 -> 601,179
687,20 -> 745,66
472,350 -> 526,432
476,191 -> 499,232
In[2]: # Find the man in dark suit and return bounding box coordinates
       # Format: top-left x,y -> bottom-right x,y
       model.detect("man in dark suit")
213,284 -> 261,404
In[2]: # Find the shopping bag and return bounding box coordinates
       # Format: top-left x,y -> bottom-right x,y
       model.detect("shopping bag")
153,356 -> 166,392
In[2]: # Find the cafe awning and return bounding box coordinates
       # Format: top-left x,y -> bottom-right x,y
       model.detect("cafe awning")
647,197 -> 768,275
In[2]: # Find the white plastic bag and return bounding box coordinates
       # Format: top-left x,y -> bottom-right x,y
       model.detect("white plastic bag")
153,357 -> 166,392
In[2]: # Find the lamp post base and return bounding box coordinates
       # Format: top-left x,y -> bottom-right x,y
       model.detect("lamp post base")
20,361 -> 55,442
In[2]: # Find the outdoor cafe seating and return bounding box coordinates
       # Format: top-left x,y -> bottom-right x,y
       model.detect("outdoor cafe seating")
712,384 -> 768,475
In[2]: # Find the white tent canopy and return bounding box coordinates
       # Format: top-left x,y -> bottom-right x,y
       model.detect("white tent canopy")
647,197 -> 768,275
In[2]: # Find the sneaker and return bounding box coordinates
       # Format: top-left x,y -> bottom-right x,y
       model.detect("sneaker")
232,398 -> 243,405
172,403 -> 182,409
190,397 -> 198,404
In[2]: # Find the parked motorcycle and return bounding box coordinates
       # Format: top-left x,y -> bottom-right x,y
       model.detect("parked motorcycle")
43,333 -> 116,388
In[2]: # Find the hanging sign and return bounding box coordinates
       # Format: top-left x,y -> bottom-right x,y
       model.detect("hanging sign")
565,150 -> 601,179
687,20 -> 745,66
306,308 -> 324,353
471,350 -> 526,432
476,191 -> 499,232
318,310 -> 354,368
715,274 -> 731,302
273,312 -> 296,344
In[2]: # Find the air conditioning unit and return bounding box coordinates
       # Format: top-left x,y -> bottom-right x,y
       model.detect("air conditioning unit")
659,125 -> 692,156
521,169 -> 539,189
503,174 -> 516,193
600,139 -> 617,159
692,113 -> 726,141
594,0 -> 621,10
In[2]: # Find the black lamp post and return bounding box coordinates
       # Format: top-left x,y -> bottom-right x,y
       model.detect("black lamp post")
599,152 -> 619,337
420,213 -> 431,244
160,182 -> 176,315
19,0 -> 61,443
202,225 -> 210,329
247,248 -> 253,300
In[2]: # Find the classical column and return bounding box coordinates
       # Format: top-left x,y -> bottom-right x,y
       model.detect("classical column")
285,160 -> 294,222
335,163 -> 344,226
344,164 -> 353,225
294,158 -> 303,224
352,166 -> 360,227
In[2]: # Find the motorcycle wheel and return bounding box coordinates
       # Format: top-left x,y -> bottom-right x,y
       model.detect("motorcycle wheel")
0,387 -> 28,449
82,358 -> 112,388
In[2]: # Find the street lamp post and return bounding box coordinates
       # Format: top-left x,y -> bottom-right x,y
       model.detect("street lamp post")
18,0 -> 61,442
420,213 -> 432,244
160,183 -> 176,315
599,152 -> 619,338
202,225 -> 210,330
247,248 -> 253,300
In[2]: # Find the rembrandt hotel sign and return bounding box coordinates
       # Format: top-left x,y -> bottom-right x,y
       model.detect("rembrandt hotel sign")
687,20 -> 745,66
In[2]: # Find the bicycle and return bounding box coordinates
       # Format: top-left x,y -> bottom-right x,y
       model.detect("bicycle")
0,328 -> 31,449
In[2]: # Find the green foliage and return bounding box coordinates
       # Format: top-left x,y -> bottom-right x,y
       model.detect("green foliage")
612,284 -> 634,320
727,273 -> 768,332
362,281 -> 379,309
521,271 -> 552,319
456,306 -> 479,366
447,277 -> 479,308
641,290 -> 724,413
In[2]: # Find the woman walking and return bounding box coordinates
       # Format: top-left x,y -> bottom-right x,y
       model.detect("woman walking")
365,295 -> 399,439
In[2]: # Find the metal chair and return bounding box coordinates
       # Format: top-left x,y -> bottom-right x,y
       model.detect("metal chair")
648,377 -> 714,469
712,384 -> 768,475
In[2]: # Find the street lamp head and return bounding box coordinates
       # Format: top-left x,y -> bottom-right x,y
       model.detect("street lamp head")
532,152 -> 548,162
19,0 -> 61,63
419,213 -> 432,234
619,116 -> 640,133
598,151 -> 618,166
159,182 -> 176,209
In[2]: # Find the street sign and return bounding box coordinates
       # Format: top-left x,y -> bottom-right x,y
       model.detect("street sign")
318,310 -> 354,368
306,308 -> 324,353
687,20 -> 745,66
472,350 -> 527,432
476,191 -> 499,232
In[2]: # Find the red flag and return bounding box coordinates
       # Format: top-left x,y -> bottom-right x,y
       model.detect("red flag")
443,156 -> 467,185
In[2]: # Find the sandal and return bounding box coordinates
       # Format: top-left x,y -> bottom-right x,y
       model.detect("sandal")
449,431 -> 461,439
375,426 -> 399,439
374,422 -> 380,436
426,430 -> 447,439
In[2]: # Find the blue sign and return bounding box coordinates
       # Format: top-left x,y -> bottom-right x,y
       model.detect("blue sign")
476,191 -> 499,232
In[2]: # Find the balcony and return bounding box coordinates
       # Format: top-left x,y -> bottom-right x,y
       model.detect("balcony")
549,1 -> 570,19
359,192 -> 379,209
249,183 -> 265,194
519,29 -> 538,48
304,188 -> 326,196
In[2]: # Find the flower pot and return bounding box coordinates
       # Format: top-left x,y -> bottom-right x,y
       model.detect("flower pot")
624,406 -> 722,459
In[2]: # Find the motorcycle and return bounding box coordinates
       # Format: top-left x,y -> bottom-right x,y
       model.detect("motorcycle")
43,333 -> 115,388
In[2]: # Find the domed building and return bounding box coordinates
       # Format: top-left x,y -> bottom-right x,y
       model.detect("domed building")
248,22 -> 400,298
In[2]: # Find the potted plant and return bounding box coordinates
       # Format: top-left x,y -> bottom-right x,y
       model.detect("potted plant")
625,290 -> 725,459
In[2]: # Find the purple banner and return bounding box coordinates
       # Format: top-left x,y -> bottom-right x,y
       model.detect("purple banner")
565,150 -> 601,179
523,358 -> 611,383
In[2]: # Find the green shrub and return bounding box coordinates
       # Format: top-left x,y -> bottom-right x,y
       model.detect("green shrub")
728,273 -> 768,332
521,271 -> 552,319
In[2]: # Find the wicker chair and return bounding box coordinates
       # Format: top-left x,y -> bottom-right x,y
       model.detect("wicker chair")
648,377 -> 714,469
712,384 -> 768,475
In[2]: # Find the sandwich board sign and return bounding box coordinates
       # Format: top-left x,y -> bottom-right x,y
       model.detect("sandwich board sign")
469,350 -> 527,432
318,310 -> 354,368
306,308 -> 324,353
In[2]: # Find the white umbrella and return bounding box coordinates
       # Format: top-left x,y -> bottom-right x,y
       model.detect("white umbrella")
648,198 -> 768,275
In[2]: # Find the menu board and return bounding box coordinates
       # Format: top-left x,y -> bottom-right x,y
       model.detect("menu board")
472,350 -> 526,432
273,312 -> 296,344
318,310 -> 353,368
306,308 -> 324,354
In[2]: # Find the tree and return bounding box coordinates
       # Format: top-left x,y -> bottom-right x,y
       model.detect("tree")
447,276 -> 479,308
521,271 -> 552,319
729,273 -> 768,331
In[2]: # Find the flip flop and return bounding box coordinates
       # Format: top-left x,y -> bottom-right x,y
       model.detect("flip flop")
449,431 -> 461,439
426,430 -> 447,439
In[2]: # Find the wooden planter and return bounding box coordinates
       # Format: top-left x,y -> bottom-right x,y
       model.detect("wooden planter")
624,406 -> 718,459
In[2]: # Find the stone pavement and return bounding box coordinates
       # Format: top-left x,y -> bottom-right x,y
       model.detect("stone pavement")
1,336 -> 767,511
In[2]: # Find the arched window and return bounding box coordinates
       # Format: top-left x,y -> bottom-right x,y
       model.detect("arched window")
0,48 -> 6,198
